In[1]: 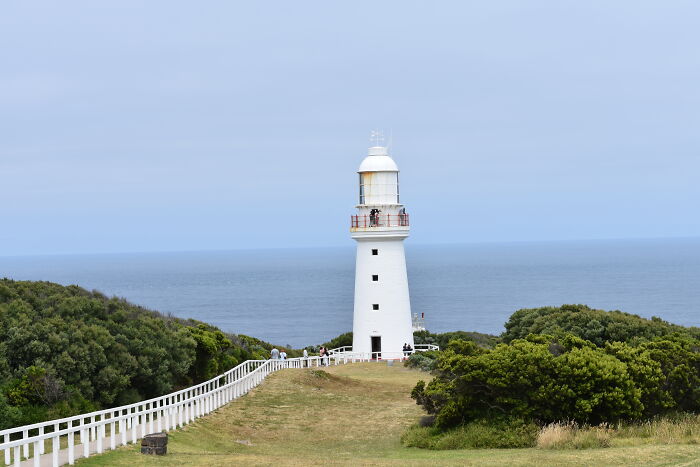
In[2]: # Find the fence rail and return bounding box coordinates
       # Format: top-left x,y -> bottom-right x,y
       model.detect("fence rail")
2,346 -> 438,467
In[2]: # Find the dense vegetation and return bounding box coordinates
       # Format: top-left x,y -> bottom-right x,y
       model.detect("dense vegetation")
411,305 -> 700,433
405,330 -> 499,372
0,279 -> 299,429
414,330 -> 499,349
503,304 -> 700,345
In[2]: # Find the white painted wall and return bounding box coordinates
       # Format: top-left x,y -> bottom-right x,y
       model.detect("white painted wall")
351,236 -> 415,354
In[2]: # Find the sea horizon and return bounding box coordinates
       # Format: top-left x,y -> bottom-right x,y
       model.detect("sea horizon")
1,236 -> 699,348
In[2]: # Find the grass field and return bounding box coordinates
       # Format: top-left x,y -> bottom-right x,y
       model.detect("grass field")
76,363 -> 700,466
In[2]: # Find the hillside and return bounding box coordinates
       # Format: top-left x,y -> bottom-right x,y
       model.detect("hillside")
0,279 -> 298,429
76,362 -> 700,466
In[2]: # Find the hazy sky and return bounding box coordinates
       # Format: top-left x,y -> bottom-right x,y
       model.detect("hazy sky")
1,1 -> 699,256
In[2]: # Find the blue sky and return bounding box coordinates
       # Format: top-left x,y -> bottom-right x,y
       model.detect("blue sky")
1,1 -> 698,256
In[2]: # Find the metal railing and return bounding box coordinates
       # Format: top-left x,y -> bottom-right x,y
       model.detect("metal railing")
350,214 -> 409,229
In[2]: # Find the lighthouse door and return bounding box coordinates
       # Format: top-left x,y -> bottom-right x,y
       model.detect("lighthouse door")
371,336 -> 381,359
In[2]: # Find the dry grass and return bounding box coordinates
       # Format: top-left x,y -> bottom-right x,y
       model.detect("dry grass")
537,415 -> 700,450
615,413 -> 700,445
537,422 -> 612,449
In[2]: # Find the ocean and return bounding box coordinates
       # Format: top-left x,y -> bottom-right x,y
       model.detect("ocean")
1,238 -> 698,348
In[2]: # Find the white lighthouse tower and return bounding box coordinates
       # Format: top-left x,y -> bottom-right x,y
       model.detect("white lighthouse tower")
350,137 -> 414,358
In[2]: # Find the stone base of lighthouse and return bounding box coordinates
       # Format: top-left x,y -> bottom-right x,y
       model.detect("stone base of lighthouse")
351,233 -> 415,356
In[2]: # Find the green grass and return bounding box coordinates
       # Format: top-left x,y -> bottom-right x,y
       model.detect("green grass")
76,363 -> 700,466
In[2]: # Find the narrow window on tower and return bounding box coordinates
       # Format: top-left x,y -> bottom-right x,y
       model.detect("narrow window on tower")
371,249 -> 378,255
372,275 -> 379,281
396,173 -> 400,203
359,174 -> 365,204
372,304 -> 380,310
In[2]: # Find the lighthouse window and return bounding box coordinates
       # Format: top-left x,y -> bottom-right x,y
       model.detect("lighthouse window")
396,173 -> 400,203
372,304 -> 380,310
359,174 -> 365,204
372,275 -> 379,281
371,249 -> 378,255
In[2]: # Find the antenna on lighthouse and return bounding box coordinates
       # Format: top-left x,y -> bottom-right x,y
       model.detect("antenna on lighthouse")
370,129 -> 384,147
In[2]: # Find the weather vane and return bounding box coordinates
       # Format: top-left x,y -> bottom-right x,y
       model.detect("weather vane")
370,129 -> 384,147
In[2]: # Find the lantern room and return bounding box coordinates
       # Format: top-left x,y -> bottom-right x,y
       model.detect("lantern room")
357,146 -> 400,206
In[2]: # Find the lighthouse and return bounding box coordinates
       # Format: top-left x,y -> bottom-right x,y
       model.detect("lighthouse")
350,139 -> 414,358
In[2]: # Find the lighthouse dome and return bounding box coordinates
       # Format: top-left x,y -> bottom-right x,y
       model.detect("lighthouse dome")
358,146 -> 399,172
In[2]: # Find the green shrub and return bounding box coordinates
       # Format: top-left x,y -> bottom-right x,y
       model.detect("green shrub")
412,333 -> 700,428
402,418 -> 539,450
414,330 -> 499,349
404,351 -> 439,372
503,304 -> 700,345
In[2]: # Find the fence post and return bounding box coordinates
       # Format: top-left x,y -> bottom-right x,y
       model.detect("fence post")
51,436 -> 58,466
82,427 -> 89,459
32,441 -> 39,467
131,413 -> 138,444
22,430 -> 28,459
157,402 -> 162,432
97,422 -> 104,454
38,426 -> 45,455
120,415 -> 126,446
68,430 -> 74,465
110,419 -> 116,451
5,433 -> 10,465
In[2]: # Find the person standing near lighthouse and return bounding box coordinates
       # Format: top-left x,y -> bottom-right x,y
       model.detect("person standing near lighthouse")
350,133 -> 414,358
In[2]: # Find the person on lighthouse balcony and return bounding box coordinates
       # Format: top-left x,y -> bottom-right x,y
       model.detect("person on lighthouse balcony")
370,208 -> 380,227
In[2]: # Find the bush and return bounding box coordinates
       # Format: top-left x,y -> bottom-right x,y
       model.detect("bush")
414,330 -> 499,349
402,418 -> 539,450
404,351 -> 439,372
411,333 -> 700,428
503,304 -> 700,346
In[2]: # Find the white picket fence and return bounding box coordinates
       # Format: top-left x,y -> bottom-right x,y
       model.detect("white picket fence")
1,346 -> 438,467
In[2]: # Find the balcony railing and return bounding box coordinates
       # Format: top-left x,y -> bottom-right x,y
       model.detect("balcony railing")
350,214 -> 409,228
